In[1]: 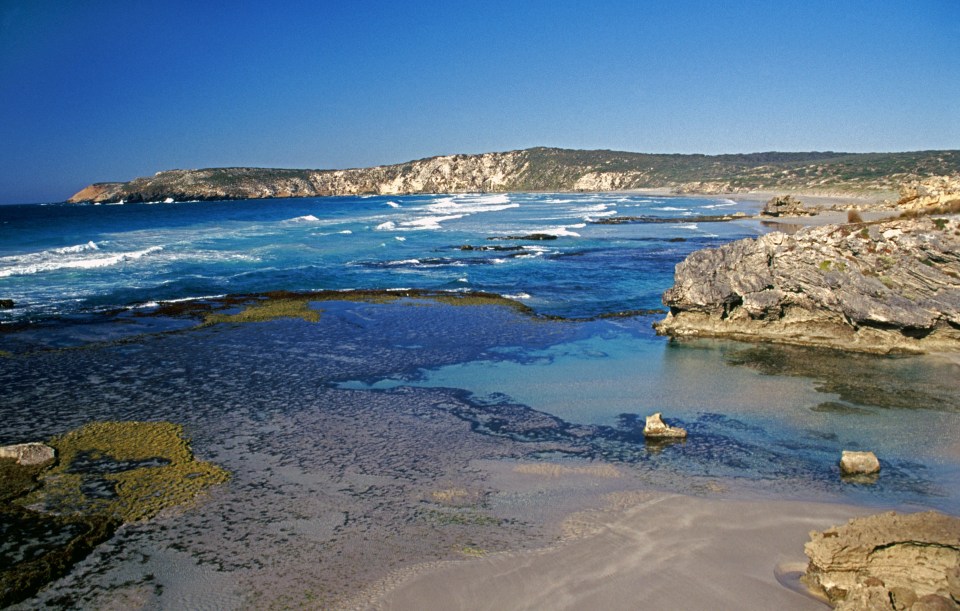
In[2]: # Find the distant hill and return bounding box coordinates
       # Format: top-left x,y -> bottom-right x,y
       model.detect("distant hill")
67,147 -> 960,203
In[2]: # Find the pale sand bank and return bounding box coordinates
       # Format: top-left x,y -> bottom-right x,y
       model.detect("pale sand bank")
368,492 -> 869,610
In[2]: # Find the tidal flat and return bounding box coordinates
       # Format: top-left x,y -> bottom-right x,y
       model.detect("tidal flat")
1,296 -> 958,608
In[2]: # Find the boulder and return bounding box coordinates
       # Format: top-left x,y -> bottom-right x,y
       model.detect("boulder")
642,412 -> 687,439
840,450 -> 881,476
803,511 -> 960,610
761,195 -> 815,217
0,442 -> 56,466
0,299 -> 14,309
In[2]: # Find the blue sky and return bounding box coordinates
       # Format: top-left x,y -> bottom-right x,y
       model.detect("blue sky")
1,0 -> 958,204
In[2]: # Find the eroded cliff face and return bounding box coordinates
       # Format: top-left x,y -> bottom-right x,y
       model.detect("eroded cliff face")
67,151 -> 534,203
655,215 -> 960,353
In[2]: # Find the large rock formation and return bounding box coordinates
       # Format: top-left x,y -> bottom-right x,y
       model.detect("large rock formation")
803,511 -> 960,610
898,175 -> 960,212
66,148 -> 960,203
655,216 -> 960,353
761,194 -> 817,217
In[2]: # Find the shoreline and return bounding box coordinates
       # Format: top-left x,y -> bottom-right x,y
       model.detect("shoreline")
363,487 -> 875,610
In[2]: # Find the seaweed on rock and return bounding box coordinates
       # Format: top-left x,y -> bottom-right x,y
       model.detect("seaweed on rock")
1,421 -> 229,607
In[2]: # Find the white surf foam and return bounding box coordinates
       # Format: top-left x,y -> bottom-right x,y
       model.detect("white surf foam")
288,215 -> 321,223
375,221 -> 397,231
52,241 -> 100,255
399,214 -> 465,230
525,224 -> 583,237
0,245 -> 164,278
385,201 -> 401,208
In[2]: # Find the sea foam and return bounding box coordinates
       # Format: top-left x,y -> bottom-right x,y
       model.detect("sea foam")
0,246 -> 164,278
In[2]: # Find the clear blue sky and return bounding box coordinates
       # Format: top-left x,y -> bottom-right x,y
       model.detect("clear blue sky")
1,0 -> 958,204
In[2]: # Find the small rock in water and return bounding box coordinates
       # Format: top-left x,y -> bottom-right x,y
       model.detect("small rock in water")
0,299 -> 14,309
642,412 -> 687,439
840,450 -> 880,475
0,442 -> 56,466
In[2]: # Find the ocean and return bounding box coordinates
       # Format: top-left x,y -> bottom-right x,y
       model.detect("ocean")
2,193 -> 959,607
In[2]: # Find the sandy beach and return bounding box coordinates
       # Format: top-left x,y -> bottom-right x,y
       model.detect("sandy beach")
369,490 -> 867,610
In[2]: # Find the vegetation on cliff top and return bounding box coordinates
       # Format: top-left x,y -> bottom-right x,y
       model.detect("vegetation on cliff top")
67,147 -> 960,203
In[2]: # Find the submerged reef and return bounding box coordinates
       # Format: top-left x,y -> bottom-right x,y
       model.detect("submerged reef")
1,421 -> 228,607
202,297 -> 322,325
146,289 -> 537,326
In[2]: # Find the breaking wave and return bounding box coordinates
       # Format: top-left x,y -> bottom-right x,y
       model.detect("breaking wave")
0,245 -> 164,278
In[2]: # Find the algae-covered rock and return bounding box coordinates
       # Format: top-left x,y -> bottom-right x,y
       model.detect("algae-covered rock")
20,421 -> 229,522
2,421 -> 229,607
203,297 -> 322,325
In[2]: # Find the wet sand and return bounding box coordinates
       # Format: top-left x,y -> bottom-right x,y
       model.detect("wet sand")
370,491 -> 867,610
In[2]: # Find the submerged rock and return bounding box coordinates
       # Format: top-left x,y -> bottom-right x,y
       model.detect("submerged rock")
803,511 -> 960,610
642,412 -> 687,439
0,442 -> 55,466
655,216 -> 960,353
840,450 -> 881,476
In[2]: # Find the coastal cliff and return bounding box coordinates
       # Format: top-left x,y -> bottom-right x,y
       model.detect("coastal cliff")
655,185 -> 960,353
67,148 -> 960,203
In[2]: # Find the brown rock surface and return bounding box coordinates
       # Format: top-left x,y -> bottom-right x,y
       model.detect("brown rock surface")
803,511 -> 960,610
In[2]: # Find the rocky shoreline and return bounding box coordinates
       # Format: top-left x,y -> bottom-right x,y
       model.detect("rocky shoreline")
656,178 -> 960,354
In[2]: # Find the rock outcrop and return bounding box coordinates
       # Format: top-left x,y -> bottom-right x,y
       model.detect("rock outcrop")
66,148 -> 960,203
898,175 -> 960,212
642,413 -> 688,439
0,442 -> 56,466
655,216 -> 960,353
803,511 -> 960,610
761,194 -> 816,217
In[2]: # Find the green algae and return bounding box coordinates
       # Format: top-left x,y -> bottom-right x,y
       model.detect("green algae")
202,297 -> 322,326
2,421 -> 229,606
20,421 -> 230,522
